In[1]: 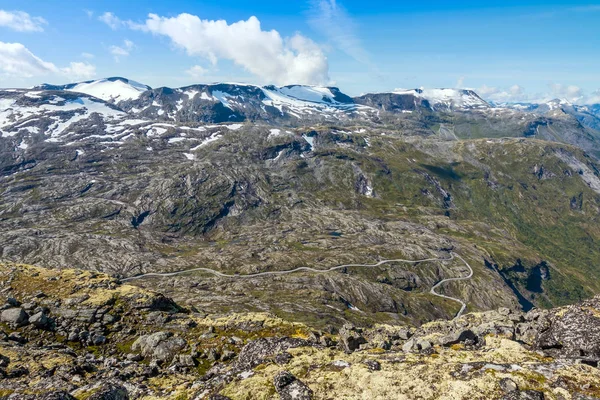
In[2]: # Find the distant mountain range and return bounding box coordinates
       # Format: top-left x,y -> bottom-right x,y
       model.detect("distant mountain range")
3,76 -> 600,328
0,76 -> 594,158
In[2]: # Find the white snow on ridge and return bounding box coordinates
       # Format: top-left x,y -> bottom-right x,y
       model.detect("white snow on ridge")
390,88 -> 489,109
274,86 -> 336,104
67,79 -> 148,102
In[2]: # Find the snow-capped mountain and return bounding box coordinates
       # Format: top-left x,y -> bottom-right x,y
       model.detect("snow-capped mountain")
391,88 -> 490,110
116,83 -> 372,123
36,77 -> 151,103
354,88 -> 490,113
496,99 -> 600,131
2,77 -> 599,160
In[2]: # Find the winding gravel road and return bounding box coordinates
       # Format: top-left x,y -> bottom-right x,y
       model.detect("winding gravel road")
123,251 -> 473,319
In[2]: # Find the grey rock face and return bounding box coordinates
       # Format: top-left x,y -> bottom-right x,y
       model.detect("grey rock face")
273,371 -> 313,400
0,308 -> 28,326
131,331 -> 187,364
439,329 -> 479,347
28,311 -> 51,329
40,392 -> 77,400
499,378 -> 519,393
236,337 -> 309,370
533,296 -> 600,363
338,324 -> 367,353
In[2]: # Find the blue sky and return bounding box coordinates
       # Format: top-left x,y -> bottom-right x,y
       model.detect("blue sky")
0,0 -> 599,103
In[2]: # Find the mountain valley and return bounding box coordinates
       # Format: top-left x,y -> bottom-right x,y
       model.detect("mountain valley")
1,77 -> 600,399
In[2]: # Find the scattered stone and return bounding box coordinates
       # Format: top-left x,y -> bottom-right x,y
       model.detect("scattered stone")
88,383 -> 129,400
500,390 -> 545,400
8,332 -> 27,344
6,297 -> 20,307
0,354 -> 9,368
339,323 -> 367,353
171,354 -> 195,368
439,329 -> 479,347
273,371 -> 313,400
29,311 -> 51,329
499,378 -> 519,393
131,331 -> 187,364
221,350 -> 236,362
1,307 -> 29,326
363,360 -> 381,371
40,392 -> 77,400
236,337 -> 309,370
126,353 -> 143,362
275,351 -> 293,365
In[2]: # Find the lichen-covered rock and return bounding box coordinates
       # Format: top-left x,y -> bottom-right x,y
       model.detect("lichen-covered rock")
500,390 -> 545,400
532,296 -> 600,363
40,392 -> 77,400
439,329 -> 479,347
338,324 -> 367,353
273,371 -> 313,400
87,383 -> 129,400
236,337 -> 309,369
131,331 -> 186,364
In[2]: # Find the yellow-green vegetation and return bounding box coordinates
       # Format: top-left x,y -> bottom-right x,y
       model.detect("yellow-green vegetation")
219,336 -> 600,400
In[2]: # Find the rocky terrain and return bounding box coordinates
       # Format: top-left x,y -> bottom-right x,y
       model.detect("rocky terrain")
1,77 -> 600,397
1,261 -> 600,399
1,78 -> 600,328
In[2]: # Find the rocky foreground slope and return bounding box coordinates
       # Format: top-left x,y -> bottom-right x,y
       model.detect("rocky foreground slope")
1,262 -> 600,399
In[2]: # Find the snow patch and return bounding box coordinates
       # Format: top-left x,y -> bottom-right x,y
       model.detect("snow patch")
303,134 -> 315,151
67,78 -> 148,102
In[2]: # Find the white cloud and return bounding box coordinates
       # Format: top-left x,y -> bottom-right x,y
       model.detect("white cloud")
587,89 -> 600,105
110,39 -> 134,62
132,13 -> 329,86
186,65 -> 208,80
476,83 -> 600,105
477,84 -> 528,103
549,83 -> 583,103
61,62 -> 96,80
0,41 -> 96,83
99,11 -> 124,30
81,52 -> 95,59
0,41 -> 58,78
0,10 -> 47,32
308,0 -> 372,68
456,76 -> 465,88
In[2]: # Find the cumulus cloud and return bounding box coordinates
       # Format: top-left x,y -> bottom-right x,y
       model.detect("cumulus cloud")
131,13 -> 329,86
0,41 -> 58,78
0,10 -> 47,32
0,41 -> 96,82
476,83 -> 600,105
477,84 -> 528,103
99,12 -> 124,30
587,89 -> 600,105
110,39 -> 134,62
186,65 -> 208,80
61,62 -> 96,80
548,83 -> 584,103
